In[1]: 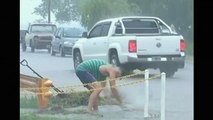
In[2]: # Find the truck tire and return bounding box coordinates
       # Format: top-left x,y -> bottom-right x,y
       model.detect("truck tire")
31,45 -> 35,52
110,52 -> 134,75
110,52 -> 120,66
30,40 -> 35,52
22,42 -> 26,52
48,48 -> 51,53
73,51 -> 82,70
160,67 -> 176,78
60,47 -> 65,57
50,46 -> 56,56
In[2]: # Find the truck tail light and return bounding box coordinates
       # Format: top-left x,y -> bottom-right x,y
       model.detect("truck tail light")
180,39 -> 185,52
129,40 -> 137,52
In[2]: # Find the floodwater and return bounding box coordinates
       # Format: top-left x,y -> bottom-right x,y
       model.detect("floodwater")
20,82 -> 162,120
20,105 -> 159,120
20,48 -> 193,120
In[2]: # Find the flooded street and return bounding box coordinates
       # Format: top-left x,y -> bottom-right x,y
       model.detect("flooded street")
20,48 -> 193,120
20,0 -> 193,119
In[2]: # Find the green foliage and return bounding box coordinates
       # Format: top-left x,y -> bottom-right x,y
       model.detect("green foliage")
127,0 -> 193,41
33,0 -> 80,23
49,91 -> 90,108
20,113 -> 69,120
20,91 -> 119,109
80,0 -> 132,29
49,91 -> 118,108
33,0 -> 48,19
185,40 -> 194,56
20,96 -> 38,108
34,0 -> 193,42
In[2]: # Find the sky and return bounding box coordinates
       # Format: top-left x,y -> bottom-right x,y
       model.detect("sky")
20,0 -> 43,28
20,0 -> 83,30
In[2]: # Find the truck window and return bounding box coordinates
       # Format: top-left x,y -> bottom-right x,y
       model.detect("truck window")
115,21 -> 123,34
115,26 -> 122,34
63,28 -> 84,37
55,28 -> 61,36
101,23 -> 111,36
89,25 -> 102,38
31,25 -> 56,33
122,19 -> 159,34
58,28 -> 63,37
158,21 -> 171,34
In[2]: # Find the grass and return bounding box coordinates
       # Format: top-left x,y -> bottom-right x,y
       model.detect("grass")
20,96 -> 38,108
20,113 -> 69,120
20,91 -> 118,108
20,91 -> 118,120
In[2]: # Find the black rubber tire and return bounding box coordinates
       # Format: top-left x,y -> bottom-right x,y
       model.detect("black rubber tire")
50,46 -> 56,56
31,46 -> 35,52
60,47 -> 65,57
109,52 -> 120,66
48,48 -> 51,53
73,51 -> 82,70
21,42 -> 26,52
30,40 -> 35,53
160,67 -> 176,78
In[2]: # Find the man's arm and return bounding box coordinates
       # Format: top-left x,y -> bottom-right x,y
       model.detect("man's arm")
99,65 -> 122,104
108,71 -> 122,104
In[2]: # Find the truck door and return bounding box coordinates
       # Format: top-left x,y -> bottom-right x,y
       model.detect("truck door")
54,28 -> 63,52
83,22 -> 110,60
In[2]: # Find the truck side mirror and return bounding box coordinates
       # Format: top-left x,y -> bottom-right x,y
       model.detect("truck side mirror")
82,32 -> 88,38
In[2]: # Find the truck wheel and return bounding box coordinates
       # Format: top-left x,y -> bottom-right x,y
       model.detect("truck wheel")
21,42 -> 26,52
50,46 -> 56,56
60,47 -> 65,57
48,48 -> 51,53
110,52 -> 120,66
110,52 -> 131,75
160,67 -> 176,78
31,46 -> 35,52
73,51 -> 82,70
30,40 -> 35,52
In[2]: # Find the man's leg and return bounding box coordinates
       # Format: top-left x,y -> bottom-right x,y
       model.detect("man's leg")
76,71 -> 100,112
109,80 -> 122,105
93,81 -> 107,111
85,85 -> 98,111
87,83 -> 102,112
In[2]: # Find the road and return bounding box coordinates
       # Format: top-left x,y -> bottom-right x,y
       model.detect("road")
20,47 -> 193,120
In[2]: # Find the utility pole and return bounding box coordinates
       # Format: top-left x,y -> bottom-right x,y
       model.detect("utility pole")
48,0 -> 51,23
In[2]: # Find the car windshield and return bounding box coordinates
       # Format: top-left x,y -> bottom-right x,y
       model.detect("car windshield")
31,25 -> 57,33
63,28 -> 84,37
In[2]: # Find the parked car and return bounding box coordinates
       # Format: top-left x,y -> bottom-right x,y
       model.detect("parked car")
23,23 -> 57,52
50,27 -> 84,57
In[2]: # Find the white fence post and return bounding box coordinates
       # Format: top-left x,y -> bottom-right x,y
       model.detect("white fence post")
144,69 -> 149,118
161,72 -> 166,120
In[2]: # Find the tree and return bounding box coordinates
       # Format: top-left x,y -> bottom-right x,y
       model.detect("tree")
33,0 -> 81,23
33,0 -> 193,41
80,0 -> 133,29
127,0 -> 193,41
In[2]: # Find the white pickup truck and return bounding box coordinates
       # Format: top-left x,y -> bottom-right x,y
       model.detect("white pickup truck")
72,16 -> 186,77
